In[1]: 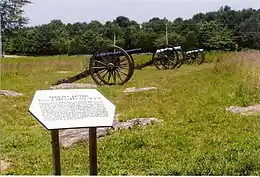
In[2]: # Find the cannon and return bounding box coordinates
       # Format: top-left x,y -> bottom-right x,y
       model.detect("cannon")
134,44 -> 179,70
53,45 -> 137,86
172,46 -> 205,68
53,45 -> 179,86
184,48 -> 205,65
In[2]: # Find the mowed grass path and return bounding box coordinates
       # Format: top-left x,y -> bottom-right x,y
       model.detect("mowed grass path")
0,53 -> 259,175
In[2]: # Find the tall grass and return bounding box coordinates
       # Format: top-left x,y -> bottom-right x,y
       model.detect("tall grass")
212,50 -> 260,106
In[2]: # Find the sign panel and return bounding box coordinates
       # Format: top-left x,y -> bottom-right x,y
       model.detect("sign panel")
29,89 -> 115,130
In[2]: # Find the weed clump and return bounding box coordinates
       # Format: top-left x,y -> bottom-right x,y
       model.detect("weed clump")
212,50 -> 260,106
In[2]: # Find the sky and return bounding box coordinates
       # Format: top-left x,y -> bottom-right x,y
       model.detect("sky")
23,0 -> 260,26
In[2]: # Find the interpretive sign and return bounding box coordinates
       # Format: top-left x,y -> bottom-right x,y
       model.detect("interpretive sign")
29,89 -> 115,130
29,89 -> 116,175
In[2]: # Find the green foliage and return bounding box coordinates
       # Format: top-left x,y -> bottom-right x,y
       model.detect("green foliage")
0,0 -> 31,31
136,28 -> 157,52
3,6 -> 260,55
208,27 -> 236,51
197,21 -> 237,51
182,31 -> 199,50
115,16 -> 131,28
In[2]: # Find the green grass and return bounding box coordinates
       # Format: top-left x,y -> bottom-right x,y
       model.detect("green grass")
0,51 -> 260,175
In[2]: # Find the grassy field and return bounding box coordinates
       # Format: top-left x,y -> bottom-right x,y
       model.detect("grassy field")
0,51 -> 260,175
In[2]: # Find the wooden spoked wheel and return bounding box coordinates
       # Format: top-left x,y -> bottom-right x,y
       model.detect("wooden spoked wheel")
176,48 -> 186,68
152,45 -> 179,70
89,45 -> 135,86
185,50 -> 205,65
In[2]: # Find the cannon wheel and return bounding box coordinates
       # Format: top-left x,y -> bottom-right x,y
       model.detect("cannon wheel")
152,45 -> 179,70
185,50 -> 205,65
89,45 -> 135,86
176,48 -> 186,68
196,51 -> 205,65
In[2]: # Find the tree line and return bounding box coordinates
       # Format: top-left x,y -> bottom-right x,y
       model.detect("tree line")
1,2 -> 260,56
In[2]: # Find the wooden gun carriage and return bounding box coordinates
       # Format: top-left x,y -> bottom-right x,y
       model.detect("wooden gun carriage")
173,46 -> 205,68
53,44 -> 180,86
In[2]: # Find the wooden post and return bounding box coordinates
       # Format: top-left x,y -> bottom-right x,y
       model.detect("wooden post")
113,34 -> 116,52
51,130 -> 61,175
89,127 -> 97,175
0,13 -> 3,57
166,23 -> 168,45
113,34 -> 116,46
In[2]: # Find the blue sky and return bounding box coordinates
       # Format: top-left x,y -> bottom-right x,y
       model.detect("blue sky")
23,0 -> 260,26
